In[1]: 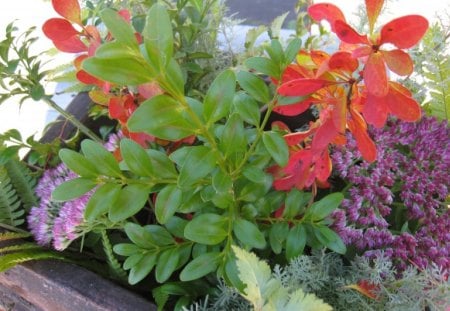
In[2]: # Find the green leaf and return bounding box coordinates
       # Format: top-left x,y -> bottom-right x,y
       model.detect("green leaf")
51,178 -> 96,202
283,189 -> 307,219
284,38 -> 302,64
184,213 -> 228,245
220,113 -> 247,157
147,149 -> 178,179
306,192 -> 344,220
84,183 -> 121,221
203,70 -> 236,123
82,56 -> 153,85
269,12 -> 289,39
146,225 -> 175,246
109,184 -> 151,222
59,149 -> 98,178
129,252 -> 157,285
125,222 -> 157,249
245,57 -> 279,78
155,248 -> 180,283
165,216 -> 188,239
269,222 -> 289,254
81,140 -> 122,177
163,58 -> 185,97
238,175 -> 272,202
212,170 -> 233,193
128,95 -> 194,140
143,3 -> 173,68
233,218 -> 266,249
113,243 -> 141,256
242,166 -> 269,183
262,131 -> 289,167
155,185 -> 182,224
100,8 -> 138,48
286,224 -> 306,260
233,92 -> 261,126
237,71 -> 271,103
179,252 -> 221,281
177,146 -> 218,188
120,139 -> 153,176
313,226 -> 346,254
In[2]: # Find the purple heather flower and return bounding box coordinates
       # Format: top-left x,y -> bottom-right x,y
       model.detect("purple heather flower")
331,116 -> 450,273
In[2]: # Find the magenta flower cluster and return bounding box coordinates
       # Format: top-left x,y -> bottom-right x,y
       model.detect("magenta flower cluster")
27,164 -> 92,250
28,132 -> 123,251
331,116 -> 450,272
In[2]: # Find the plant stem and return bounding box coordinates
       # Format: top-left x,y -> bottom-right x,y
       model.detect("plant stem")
42,96 -> 103,143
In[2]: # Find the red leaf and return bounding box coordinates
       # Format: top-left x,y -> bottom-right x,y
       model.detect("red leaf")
362,93 -> 388,128
118,9 -> 131,22
380,15 -> 429,49
386,82 -> 422,122
307,3 -> 346,32
329,51 -> 359,73
284,128 -> 315,146
352,46 -> 372,58
76,70 -> 104,87
52,36 -> 87,53
42,18 -> 79,41
273,98 -> 316,116
52,0 -> 82,25
364,52 -> 388,97
312,118 -> 338,152
315,149 -> 332,182
345,280 -> 380,300
334,20 -> 369,45
365,0 -> 384,33
310,50 -> 330,66
381,49 -> 413,76
137,82 -> 163,99
349,109 -> 377,162
331,95 -> 347,133
278,79 -> 333,96
281,65 -> 308,83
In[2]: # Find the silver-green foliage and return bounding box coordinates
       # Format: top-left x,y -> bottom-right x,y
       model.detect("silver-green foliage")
188,250 -> 449,311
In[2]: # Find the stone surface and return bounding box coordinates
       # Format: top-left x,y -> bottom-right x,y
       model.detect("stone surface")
0,260 -> 156,311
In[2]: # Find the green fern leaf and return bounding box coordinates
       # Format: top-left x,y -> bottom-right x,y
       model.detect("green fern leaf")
0,231 -> 31,241
0,242 -> 42,254
4,159 -> 37,211
0,167 -> 25,226
0,249 -> 65,272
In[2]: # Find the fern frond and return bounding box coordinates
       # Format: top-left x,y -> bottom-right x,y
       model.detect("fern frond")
0,249 -> 65,272
0,242 -> 42,254
0,231 -> 31,241
3,159 -> 37,211
0,167 -> 25,226
100,230 -> 127,281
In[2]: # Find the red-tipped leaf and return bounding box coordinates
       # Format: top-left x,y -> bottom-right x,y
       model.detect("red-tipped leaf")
349,109 -> 377,162
363,93 -> 388,128
52,36 -> 87,53
42,18 -> 80,41
52,0 -> 82,25
386,82 -> 421,122
334,20 -> 369,45
364,52 -> 388,97
365,0 -> 384,33
315,149 -> 332,182
380,15 -> 429,49
381,49 -> 413,76
329,51 -> 359,73
312,118 -> 338,152
307,3 -> 346,32
273,98 -> 316,116
278,79 -> 333,96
